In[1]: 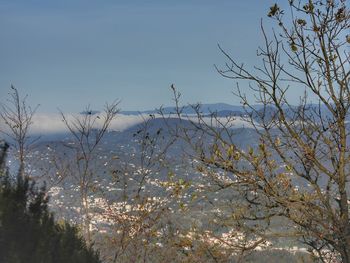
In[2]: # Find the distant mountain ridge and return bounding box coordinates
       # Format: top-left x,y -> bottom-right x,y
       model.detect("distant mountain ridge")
121,103 -> 251,115
121,103 -> 340,121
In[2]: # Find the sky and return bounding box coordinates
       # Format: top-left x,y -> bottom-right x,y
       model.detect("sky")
0,0 -> 290,113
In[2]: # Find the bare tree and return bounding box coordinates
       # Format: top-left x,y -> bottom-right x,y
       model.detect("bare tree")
169,0 -> 350,262
98,116 -> 182,263
0,86 -> 39,178
59,101 -> 120,244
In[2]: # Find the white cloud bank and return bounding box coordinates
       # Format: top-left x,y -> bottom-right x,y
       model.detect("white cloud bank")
0,112 -> 257,137
0,113 -> 150,135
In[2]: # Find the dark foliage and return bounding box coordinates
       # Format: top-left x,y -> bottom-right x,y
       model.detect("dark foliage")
0,144 -> 102,263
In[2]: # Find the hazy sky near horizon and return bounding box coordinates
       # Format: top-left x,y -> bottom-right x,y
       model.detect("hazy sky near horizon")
0,0 -> 292,113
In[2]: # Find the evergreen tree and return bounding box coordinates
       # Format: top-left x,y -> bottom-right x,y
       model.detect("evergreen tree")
0,142 -> 102,263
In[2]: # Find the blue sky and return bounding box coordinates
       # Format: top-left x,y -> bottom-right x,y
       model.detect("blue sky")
0,0 -> 289,113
